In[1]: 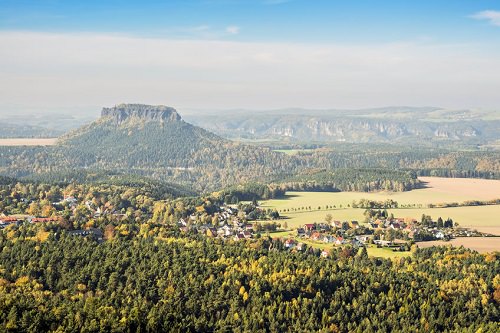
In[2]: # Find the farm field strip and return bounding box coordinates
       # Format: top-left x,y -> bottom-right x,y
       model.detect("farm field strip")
417,238 -> 500,253
0,138 -> 58,146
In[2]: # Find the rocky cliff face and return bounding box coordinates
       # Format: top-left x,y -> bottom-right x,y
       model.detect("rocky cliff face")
101,104 -> 182,124
184,111 -> 498,145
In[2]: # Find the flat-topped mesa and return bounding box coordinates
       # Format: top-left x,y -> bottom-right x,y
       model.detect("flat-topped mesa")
101,104 -> 182,124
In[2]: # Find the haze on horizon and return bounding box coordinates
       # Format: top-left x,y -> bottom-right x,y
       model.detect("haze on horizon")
1,0 -> 500,115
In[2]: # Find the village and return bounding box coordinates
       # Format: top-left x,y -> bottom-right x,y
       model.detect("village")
0,196 -> 491,255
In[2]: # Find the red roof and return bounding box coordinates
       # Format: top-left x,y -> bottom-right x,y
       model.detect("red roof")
0,217 -> 18,222
32,217 -> 59,223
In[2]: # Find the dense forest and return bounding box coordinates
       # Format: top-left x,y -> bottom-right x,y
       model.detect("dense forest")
0,223 -> 498,332
306,149 -> 500,179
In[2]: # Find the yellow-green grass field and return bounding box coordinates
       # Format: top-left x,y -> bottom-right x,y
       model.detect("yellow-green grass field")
260,177 -> 500,237
366,245 -> 411,259
262,195 -> 500,234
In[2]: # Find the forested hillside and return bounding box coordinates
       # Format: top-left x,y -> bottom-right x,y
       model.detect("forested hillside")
300,148 -> 500,178
0,224 -> 498,332
0,105 -> 302,192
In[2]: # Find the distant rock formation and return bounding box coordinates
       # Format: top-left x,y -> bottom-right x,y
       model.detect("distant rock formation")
101,104 -> 182,124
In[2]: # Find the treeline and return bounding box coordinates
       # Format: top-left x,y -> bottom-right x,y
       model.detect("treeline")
352,198 -> 399,209
428,198 -> 500,208
309,149 -> 500,179
212,169 -> 420,204
214,183 -> 286,203
23,170 -> 196,198
0,224 -> 498,332
274,169 -> 420,192
416,168 -> 499,179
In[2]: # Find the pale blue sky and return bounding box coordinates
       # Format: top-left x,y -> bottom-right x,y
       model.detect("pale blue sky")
1,0 -> 500,113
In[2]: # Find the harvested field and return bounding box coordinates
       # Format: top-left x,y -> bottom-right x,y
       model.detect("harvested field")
417,237 -> 500,253
0,138 -> 58,146
418,176 -> 500,201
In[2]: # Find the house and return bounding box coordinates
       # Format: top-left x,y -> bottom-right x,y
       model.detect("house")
222,225 -> 233,236
320,250 -> 330,258
296,228 -> 305,236
0,216 -> 21,228
296,242 -> 305,251
0,216 -> 19,223
335,237 -> 345,245
243,231 -> 252,239
355,235 -> 372,243
374,240 -> 393,247
341,221 -> 350,230
233,233 -> 245,241
333,221 -> 342,228
284,239 -> 296,249
322,235 -> 336,243
31,217 -> 60,224
304,223 -> 315,231
350,221 -> 360,229
317,223 -> 330,231
68,228 -> 103,241
310,232 -> 322,241
434,230 -> 445,239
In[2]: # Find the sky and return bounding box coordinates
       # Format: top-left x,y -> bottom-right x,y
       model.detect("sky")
1,0 -> 500,114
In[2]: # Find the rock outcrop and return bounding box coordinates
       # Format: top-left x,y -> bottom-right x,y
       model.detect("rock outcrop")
101,104 -> 181,124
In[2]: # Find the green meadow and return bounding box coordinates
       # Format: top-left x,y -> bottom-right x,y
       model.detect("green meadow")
260,177 -> 500,235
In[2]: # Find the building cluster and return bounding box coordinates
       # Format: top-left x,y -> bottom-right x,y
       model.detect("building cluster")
177,206 -> 261,241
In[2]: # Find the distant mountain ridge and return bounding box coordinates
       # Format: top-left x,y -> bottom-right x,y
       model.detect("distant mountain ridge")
184,107 -> 500,146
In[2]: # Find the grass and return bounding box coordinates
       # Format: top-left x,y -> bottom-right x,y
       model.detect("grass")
267,230 -> 294,238
260,177 -> 500,255
260,177 -> 500,235
273,149 -> 316,155
366,245 -> 411,259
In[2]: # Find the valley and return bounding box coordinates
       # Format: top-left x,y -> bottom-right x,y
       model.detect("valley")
3,1 -> 500,330
0,104 -> 498,332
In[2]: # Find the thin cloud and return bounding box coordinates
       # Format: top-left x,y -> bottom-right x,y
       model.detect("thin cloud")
1,31 -> 500,111
225,25 -> 240,35
471,10 -> 500,27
